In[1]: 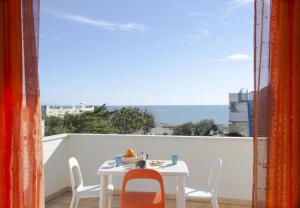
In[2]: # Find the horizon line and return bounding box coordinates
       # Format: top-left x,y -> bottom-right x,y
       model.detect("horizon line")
41,103 -> 229,106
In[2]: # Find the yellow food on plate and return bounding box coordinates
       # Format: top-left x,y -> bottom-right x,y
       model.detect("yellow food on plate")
125,149 -> 137,158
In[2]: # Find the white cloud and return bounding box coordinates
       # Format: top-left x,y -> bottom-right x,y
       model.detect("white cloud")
227,0 -> 254,11
173,3 -> 216,18
186,27 -> 212,40
50,11 -> 145,32
228,53 -> 252,60
212,53 -> 252,62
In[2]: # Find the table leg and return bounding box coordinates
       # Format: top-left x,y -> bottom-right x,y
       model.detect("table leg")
100,174 -> 109,208
176,176 -> 186,208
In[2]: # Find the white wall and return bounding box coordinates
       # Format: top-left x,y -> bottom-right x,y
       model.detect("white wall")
229,93 -> 249,123
229,102 -> 249,122
43,134 -> 253,200
43,134 -> 69,197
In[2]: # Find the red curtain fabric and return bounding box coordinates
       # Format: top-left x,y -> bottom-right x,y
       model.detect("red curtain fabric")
253,1 -> 270,207
253,0 -> 300,207
0,0 -> 44,208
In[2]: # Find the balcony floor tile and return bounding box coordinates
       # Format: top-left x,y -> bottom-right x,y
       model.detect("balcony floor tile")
45,191 -> 250,208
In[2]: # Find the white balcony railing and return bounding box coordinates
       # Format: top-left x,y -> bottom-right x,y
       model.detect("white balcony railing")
43,134 -> 253,202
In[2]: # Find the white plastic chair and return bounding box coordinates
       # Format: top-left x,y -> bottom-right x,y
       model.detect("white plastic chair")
68,157 -> 114,208
185,158 -> 223,208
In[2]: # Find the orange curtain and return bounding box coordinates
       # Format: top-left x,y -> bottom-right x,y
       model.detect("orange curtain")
0,0 -> 44,208
253,0 -> 300,207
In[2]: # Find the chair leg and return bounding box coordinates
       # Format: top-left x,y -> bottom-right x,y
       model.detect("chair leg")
210,197 -> 219,208
74,198 -> 80,208
69,194 -> 76,208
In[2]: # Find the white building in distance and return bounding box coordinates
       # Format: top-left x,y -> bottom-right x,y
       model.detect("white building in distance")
42,102 -> 94,117
228,89 -> 254,136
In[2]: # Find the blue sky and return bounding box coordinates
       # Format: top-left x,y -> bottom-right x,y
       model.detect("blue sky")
39,0 -> 254,105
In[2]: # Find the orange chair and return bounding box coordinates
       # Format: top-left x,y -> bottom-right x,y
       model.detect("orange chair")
121,169 -> 166,208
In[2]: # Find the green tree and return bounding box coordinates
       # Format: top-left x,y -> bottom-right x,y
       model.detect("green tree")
44,105 -> 155,136
111,108 -> 155,134
173,119 -> 218,136
64,105 -> 115,134
142,110 -> 155,133
173,122 -> 195,136
44,116 -> 65,136
194,119 -> 217,136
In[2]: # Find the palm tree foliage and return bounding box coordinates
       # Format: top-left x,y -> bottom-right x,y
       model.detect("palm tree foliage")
111,107 -> 155,134
173,119 -> 218,136
44,105 -> 155,136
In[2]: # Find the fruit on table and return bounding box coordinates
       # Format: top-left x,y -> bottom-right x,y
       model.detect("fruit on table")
124,149 -> 137,158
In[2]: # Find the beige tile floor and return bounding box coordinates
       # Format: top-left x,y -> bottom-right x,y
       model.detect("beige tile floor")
45,191 -> 251,208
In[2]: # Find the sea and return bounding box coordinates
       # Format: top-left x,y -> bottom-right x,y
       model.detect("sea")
107,105 -> 229,125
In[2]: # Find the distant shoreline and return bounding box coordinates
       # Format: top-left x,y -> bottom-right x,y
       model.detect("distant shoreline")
105,104 -> 228,106
107,105 -> 229,125
42,104 -> 229,107
41,104 -> 229,125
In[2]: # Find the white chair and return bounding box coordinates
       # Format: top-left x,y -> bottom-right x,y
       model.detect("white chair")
68,157 -> 114,208
185,158 -> 223,208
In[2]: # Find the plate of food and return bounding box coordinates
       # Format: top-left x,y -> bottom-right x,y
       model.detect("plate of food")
121,149 -> 142,164
149,160 -> 165,167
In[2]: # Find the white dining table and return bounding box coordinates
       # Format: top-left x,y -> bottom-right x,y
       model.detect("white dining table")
97,160 -> 189,208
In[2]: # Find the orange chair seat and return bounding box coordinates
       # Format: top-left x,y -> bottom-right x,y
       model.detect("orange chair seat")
124,191 -> 163,208
121,169 -> 165,208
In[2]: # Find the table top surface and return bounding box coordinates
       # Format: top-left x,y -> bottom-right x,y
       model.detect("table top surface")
97,160 -> 189,176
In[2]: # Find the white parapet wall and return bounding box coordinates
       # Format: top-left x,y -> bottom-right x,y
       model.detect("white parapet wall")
43,134 -> 253,201
43,134 -> 69,197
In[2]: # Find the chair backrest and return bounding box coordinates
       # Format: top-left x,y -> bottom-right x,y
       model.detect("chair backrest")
68,157 -> 83,193
208,158 -> 223,196
121,169 -> 165,208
